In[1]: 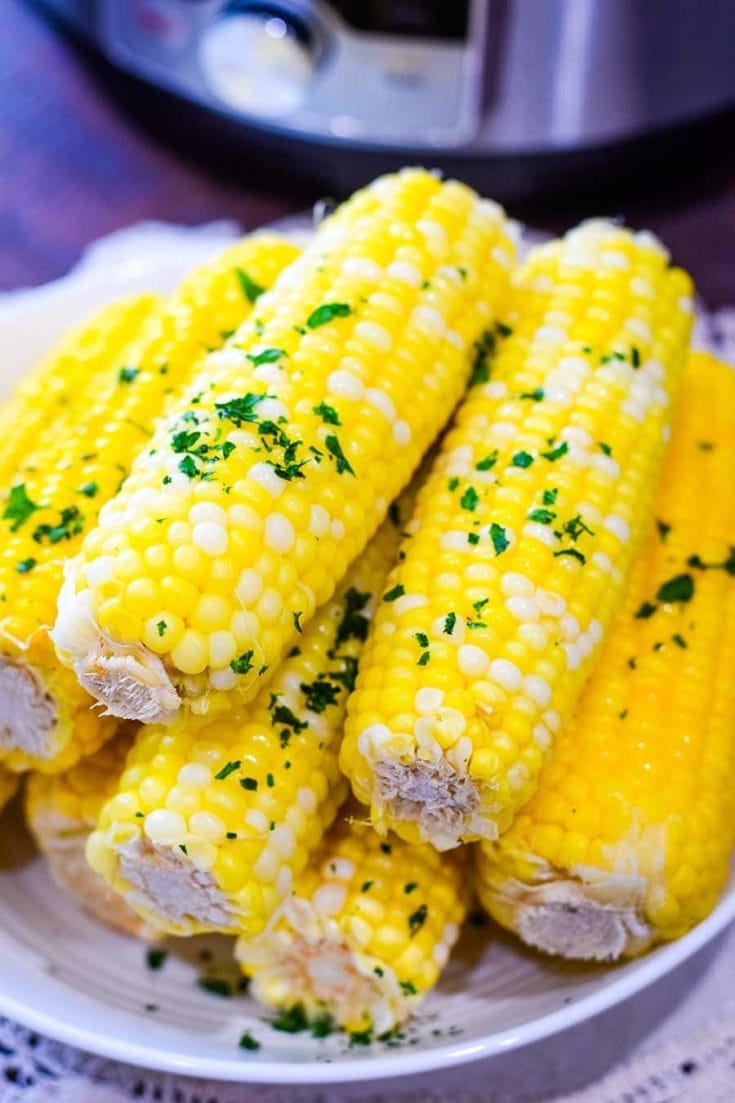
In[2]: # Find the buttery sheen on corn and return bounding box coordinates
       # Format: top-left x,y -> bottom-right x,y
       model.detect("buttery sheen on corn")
53,169 -> 516,725
85,507 -> 408,938
0,234 -> 298,773
25,729 -> 159,939
236,806 -> 469,1035
475,353 -> 735,961
342,220 -> 694,849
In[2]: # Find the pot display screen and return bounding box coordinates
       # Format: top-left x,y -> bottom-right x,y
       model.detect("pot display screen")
330,0 -> 469,39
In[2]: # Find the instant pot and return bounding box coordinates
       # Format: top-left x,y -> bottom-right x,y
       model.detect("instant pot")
31,0 -> 735,199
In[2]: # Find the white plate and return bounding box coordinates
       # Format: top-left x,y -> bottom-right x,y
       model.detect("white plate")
0,224 -> 733,1088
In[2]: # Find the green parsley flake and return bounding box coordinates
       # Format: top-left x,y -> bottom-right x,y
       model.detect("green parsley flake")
16,558 -> 36,574
118,366 -> 140,383
230,650 -> 254,675
417,651 -> 431,666
656,520 -> 671,542
214,392 -> 266,427
460,486 -> 479,511
362,881 -> 374,893
178,455 -> 199,479
672,633 -> 687,648
631,346 -> 641,368
467,532 -> 480,545
146,948 -> 168,971
313,402 -> 341,426
448,477 -> 460,491
528,508 -> 555,525
443,611 -> 457,634
240,777 -> 258,791
542,488 -> 559,505
511,451 -> 534,469
563,514 -> 595,541
408,904 -> 428,936
635,601 -> 657,620
32,506 -> 84,545
490,523 -> 510,556
383,584 -> 405,603
324,434 -> 354,475
553,548 -> 586,565
239,1031 -> 261,1051
246,348 -> 285,367
3,485 -> 41,532
77,482 -> 99,498
215,760 -> 241,781
293,611 -> 303,633
235,268 -> 265,302
414,632 -> 429,648
656,573 -> 694,604
476,451 -> 498,471
541,441 -> 569,462
520,388 -> 544,401
197,978 -> 232,998
399,980 -> 418,996
307,302 -> 351,329
598,442 -> 612,457
300,678 -> 340,713
156,620 -> 167,637
404,882 -> 418,894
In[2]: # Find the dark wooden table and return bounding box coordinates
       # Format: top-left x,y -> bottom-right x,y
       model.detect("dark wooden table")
2,0 -> 734,306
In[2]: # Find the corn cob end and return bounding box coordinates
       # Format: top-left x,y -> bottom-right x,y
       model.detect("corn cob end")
477,869 -> 653,961
0,658 -> 58,766
52,576 -> 180,724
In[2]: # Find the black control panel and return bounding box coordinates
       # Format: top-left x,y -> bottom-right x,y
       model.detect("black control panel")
330,0 -> 469,39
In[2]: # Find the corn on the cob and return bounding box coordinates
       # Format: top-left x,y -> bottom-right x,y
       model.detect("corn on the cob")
25,730 -> 159,939
53,169 -> 516,725
85,500 -> 411,937
236,803 -> 469,1036
341,220 -> 694,850
0,768 -> 18,813
0,295 -> 158,771
475,352 -> 735,960
1,234 -> 299,774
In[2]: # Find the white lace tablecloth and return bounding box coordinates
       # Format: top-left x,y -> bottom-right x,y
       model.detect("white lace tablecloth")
1,224 -> 734,1103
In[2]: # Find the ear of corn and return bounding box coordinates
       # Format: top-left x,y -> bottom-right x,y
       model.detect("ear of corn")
0,234 -> 299,773
25,729 -> 159,939
85,499 -> 412,938
236,803 -> 469,1036
0,768 -> 18,813
53,169 -> 517,726
475,352 -> 735,960
341,220 -> 694,850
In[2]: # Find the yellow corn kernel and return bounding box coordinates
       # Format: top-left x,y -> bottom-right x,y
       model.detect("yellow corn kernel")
475,353 -> 735,960
342,219 -> 693,849
0,233 -> 299,773
236,803 -> 469,1035
25,728 -> 159,939
85,500 -> 411,937
54,169 -> 516,725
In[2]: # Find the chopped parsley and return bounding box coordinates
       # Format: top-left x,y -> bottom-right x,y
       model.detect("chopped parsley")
448,476 -> 460,492
635,601 -> 657,620
332,587 -> 371,650
246,347 -> 285,367
542,487 -> 558,505
270,1003 -> 335,1037
511,451 -> 534,469
77,482 -> 99,498
118,365 -> 140,383
520,388 -> 544,401
672,633 -> 687,648
417,651 -> 431,666
293,611 -> 303,633
528,508 -> 556,525
362,881 -> 374,893
15,558 -> 36,574
598,442 -> 612,457
215,760 -> 241,781
197,978 -> 232,998
460,486 -> 479,511
300,677 -> 341,713
324,434 -> 354,475
656,520 -> 671,542
469,329 -> 496,385
404,882 -> 418,894
178,455 -> 199,479
541,441 -> 569,462
32,505 -> 83,544
235,268 -> 265,302
631,346 -> 641,368
380,842 -> 392,855
156,620 -> 167,637
399,980 -> 418,996
306,302 -> 352,329
414,632 -> 429,648
656,573 -> 694,604
476,451 -> 498,471
443,611 -> 457,634
239,1031 -> 261,1051
489,523 -> 510,556
408,904 -> 428,936
313,402 -> 341,426
3,485 -> 41,531
146,948 -> 168,971
467,532 -> 480,545
214,392 -> 266,427
553,548 -> 586,564
383,583 -> 405,603
230,651 -> 254,676
240,777 -> 258,791
563,514 -> 595,541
